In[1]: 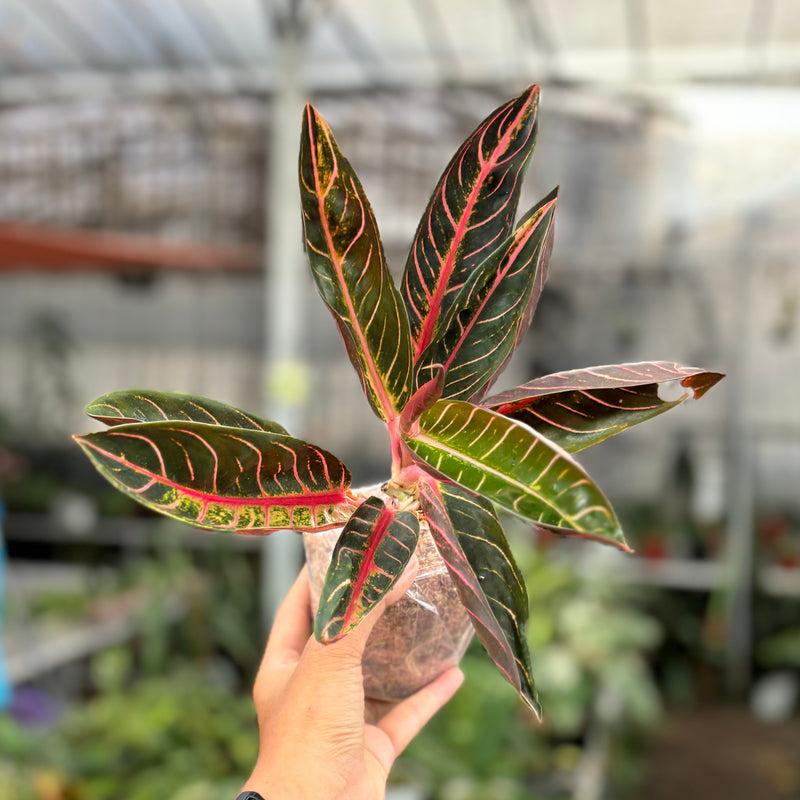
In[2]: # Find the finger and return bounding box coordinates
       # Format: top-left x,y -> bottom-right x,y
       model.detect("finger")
264,568 -> 312,665
386,552 -> 419,606
371,666 -> 464,766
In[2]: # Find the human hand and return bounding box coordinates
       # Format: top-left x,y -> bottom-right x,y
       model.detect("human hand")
241,559 -> 464,800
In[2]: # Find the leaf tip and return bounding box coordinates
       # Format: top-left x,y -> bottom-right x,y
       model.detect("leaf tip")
681,371 -> 725,400
523,83 -> 540,102
526,694 -> 544,720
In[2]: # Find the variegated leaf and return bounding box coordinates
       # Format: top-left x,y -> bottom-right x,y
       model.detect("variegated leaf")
300,104 -> 413,421
417,188 -> 557,401
315,496 -> 420,642
404,400 -> 628,551
74,421 -> 352,533
419,478 -> 540,715
483,363 -> 725,452
402,85 -> 540,360
85,389 -> 288,434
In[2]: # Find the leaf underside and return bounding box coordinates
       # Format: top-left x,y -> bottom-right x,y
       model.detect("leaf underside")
405,399 -> 628,551
85,389 -> 288,434
300,104 -> 413,421
402,85 -> 540,361
483,362 -> 725,452
315,495 -> 420,642
419,478 -> 540,715
74,421 -> 352,533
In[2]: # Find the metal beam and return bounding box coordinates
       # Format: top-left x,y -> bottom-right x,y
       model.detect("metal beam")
625,0 -> 651,80
408,0 -> 462,85
29,0 -> 121,68
0,221 -> 260,272
325,1 -> 397,89
746,0 -> 775,74
259,0 -> 309,627
2,50 -> 800,106
187,0 -> 255,67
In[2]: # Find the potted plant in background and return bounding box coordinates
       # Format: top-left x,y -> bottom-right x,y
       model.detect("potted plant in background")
75,85 -> 722,715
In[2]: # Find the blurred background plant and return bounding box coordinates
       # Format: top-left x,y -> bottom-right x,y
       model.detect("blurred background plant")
396,535 -> 663,800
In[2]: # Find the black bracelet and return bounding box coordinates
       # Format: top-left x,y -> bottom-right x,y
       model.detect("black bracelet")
235,793 -> 265,800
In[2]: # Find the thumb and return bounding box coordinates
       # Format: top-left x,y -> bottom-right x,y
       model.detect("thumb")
302,553 -> 419,671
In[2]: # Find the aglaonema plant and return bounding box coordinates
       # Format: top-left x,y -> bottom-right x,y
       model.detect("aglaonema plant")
75,85 -> 723,716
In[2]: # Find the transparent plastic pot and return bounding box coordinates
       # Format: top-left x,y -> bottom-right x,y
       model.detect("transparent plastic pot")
303,488 -> 474,703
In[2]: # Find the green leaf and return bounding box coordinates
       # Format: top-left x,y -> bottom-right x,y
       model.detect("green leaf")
300,104 -> 413,421
483,363 -> 725,452
74,421 -> 352,533
402,85 -> 540,361
85,389 -> 288,434
417,188 -> 557,401
404,400 -> 629,551
418,478 -> 540,715
314,496 -> 420,642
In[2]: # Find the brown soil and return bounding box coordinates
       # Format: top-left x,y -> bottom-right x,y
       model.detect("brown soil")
640,707 -> 800,800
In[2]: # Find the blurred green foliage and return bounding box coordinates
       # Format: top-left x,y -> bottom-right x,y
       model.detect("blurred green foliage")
397,539 -> 663,799
0,526 -> 665,800
0,658 -> 257,800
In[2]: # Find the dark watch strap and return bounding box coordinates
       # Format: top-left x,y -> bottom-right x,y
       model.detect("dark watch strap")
236,793 -> 265,800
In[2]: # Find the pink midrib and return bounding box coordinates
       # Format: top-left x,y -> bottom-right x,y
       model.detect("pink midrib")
341,503 -> 396,627
80,437 -> 348,509
309,111 -> 398,421
414,99 -> 532,360
443,200 -> 554,376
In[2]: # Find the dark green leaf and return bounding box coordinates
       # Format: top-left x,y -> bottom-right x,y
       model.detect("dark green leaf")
402,85 -> 540,361
419,478 -> 540,715
315,496 -> 420,642
74,421 -> 352,533
85,389 -> 288,434
417,188 -> 557,401
300,104 -> 413,421
404,400 -> 628,551
483,363 -> 725,452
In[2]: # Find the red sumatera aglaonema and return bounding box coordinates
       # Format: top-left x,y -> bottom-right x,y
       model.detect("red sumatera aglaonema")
402,85 -> 540,361
315,496 -> 420,642
482,362 -> 725,453
415,188 -> 558,401
74,421 -> 353,533
299,104 -> 412,423
76,85 -> 723,712
418,478 -> 540,716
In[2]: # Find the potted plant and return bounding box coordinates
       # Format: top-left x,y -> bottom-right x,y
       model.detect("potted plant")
74,85 -> 722,715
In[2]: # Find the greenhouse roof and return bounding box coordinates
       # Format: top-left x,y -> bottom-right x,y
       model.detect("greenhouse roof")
0,0 -> 798,102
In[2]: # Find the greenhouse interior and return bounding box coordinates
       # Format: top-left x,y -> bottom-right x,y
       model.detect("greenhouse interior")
1,1 -> 799,798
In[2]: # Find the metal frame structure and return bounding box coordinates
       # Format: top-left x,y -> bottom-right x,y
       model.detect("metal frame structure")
2,0 -> 798,684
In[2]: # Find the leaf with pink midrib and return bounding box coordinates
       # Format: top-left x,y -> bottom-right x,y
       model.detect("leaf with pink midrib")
74,421 -> 352,533
300,105 -> 413,422
402,85 -> 540,361
482,362 -> 725,452
418,478 -> 540,715
315,496 -> 420,642
416,188 -> 557,401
